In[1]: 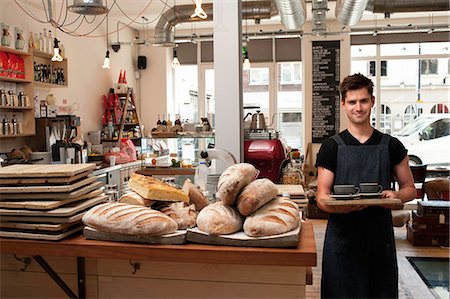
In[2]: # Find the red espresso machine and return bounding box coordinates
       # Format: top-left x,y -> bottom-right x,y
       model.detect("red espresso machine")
244,130 -> 289,183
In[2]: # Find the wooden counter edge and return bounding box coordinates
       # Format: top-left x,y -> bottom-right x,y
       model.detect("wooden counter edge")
0,221 -> 316,267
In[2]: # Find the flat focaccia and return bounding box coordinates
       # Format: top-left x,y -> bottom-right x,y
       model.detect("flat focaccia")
129,173 -> 189,203
119,191 -> 154,207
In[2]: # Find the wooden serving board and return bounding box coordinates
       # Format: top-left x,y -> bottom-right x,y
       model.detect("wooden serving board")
0,189 -> 103,210
0,220 -> 82,232
0,176 -> 97,193
276,184 -> 305,196
0,225 -> 83,241
0,195 -> 108,217
186,225 -> 301,248
0,171 -> 92,185
325,198 -> 402,206
83,226 -> 187,245
0,164 -> 96,178
0,212 -> 85,224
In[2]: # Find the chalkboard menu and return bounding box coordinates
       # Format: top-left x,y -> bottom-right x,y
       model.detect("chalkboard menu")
312,40 -> 340,143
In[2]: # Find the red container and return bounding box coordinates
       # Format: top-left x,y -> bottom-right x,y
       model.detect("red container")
244,139 -> 288,183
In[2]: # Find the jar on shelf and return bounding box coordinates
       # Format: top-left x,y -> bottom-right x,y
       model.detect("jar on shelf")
14,27 -> 24,50
282,161 -> 304,185
1,23 -> 11,47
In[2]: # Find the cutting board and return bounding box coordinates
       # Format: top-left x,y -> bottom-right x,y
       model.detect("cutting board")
83,226 -> 187,245
276,184 -> 305,196
0,171 -> 92,185
1,210 -> 84,224
0,189 -> 103,210
0,164 -> 96,178
326,198 -> 402,206
0,195 -> 108,217
0,181 -> 103,200
0,220 -> 81,232
186,225 -> 301,248
0,176 -> 97,193
0,225 -> 83,241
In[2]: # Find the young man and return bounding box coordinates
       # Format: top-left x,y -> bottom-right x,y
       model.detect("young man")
315,73 -> 416,298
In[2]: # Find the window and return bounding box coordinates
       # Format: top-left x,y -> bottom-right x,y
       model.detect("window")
431,104 -> 449,114
249,68 -> 269,85
423,119 -> 450,140
279,62 -> 301,84
420,59 -> 438,75
369,60 -> 387,77
404,104 -> 419,126
174,65 -> 198,122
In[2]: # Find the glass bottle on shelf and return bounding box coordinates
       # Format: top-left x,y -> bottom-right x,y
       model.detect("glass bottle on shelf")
11,115 -> 18,135
3,116 -> 9,135
162,114 -> 167,127
38,32 -> 44,52
47,30 -> 52,54
14,27 -> 24,50
1,23 -> 11,47
156,114 -> 161,125
28,31 -> 34,49
175,114 -> 181,126
42,29 -> 47,53
34,33 -> 39,50
167,113 -> 173,129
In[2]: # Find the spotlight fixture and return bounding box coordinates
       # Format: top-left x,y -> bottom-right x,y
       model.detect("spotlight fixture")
384,12 -> 390,19
427,28 -> 434,34
102,51 -> 110,69
372,30 -> 378,37
171,49 -> 180,69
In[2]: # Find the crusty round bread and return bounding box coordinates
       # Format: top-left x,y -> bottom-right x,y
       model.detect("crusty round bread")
243,198 -> 300,237
160,202 -> 197,229
82,203 -> 178,236
182,178 -> 209,211
236,178 -> 278,216
217,163 -> 257,206
196,201 -> 243,235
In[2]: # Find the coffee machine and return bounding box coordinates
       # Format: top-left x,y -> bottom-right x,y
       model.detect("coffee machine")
244,130 -> 289,183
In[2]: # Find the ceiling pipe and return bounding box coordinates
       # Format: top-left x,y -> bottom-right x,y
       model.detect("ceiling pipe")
153,1 -> 277,47
273,0 -> 307,30
335,0 -> 371,26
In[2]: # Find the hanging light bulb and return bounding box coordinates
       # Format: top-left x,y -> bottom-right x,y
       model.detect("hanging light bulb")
243,51 -> 251,70
51,38 -> 63,62
190,0 -> 208,19
102,50 -> 110,69
171,49 -> 180,69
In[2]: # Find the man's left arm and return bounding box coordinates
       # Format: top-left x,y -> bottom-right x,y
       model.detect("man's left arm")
382,156 -> 416,204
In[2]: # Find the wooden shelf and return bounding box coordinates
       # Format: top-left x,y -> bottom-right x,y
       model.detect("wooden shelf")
0,46 -> 31,56
34,81 -> 67,89
0,105 -> 33,110
0,133 -> 35,138
31,49 -> 66,59
0,76 -> 32,83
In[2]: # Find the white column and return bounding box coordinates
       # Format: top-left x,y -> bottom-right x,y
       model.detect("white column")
213,0 -> 243,162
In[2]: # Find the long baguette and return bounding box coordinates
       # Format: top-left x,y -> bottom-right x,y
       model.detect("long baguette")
243,198 -> 299,237
82,202 -> 178,236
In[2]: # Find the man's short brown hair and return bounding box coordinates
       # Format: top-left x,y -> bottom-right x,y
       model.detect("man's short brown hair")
339,73 -> 374,101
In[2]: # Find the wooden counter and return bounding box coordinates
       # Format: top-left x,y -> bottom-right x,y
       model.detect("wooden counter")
0,222 -> 317,298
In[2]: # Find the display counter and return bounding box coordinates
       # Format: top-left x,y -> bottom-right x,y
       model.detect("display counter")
0,222 -> 316,298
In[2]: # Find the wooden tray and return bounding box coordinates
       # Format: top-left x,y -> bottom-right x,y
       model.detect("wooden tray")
0,164 -> 96,178
0,189 -> 103,210
0,176 -> 97,193
83,226 -> 187,245
0,225 -> 83,241
276,184 -> 305,197
0,220 -> 82,232
0,195 -> 108,217
325,198 -> 402,206
0,170 -> 92,185
0,181 -> 103,200
186,225 -> 301,248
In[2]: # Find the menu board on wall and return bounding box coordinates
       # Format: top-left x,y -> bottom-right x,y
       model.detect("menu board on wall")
312,40 -> 340,143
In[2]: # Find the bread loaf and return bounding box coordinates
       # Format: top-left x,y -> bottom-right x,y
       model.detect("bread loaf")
236,178 -> 278,216
217,163 -> 257,206
82,203 -> 178,236
119,191 -> 154,207
160,202 -> 197,229
243,198 -> 299,237
182,178 -> 209,211
129,173 -> 189,203
196,201 -> 243,235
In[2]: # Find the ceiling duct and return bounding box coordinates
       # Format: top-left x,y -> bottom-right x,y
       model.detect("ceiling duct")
273,0 -> 307,30
335,0 -> 370,26
68,0 -> 109,15
153,1 -> 277,47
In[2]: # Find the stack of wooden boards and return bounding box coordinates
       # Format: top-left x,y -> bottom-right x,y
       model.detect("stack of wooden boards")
276,184 -> 307,209
407,200 -> 449,246
0,164 -> 107,241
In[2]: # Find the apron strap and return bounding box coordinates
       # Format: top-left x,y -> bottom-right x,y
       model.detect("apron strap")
331,134 -> 345,146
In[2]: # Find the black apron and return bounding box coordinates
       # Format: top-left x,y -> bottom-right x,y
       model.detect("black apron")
321,134 -> 398,299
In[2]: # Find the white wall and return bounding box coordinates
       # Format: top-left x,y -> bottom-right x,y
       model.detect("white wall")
0,1 -> 137,152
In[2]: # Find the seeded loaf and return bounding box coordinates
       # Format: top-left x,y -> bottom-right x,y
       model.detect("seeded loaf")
182,178 -> 209,211
160,202 -> 197,229
129,173 -> 189,203
119,191 -> 154,207
217,163 -> 258,206
236,178 -> 278,216
243,198 -> 300,237
196,201 -> 243,235
82,202 -> 178,236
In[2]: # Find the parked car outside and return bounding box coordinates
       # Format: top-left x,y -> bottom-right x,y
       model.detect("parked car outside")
393,114 -> 450,166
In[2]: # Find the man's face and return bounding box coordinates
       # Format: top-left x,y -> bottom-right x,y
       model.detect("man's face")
341,88 -> 375,125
